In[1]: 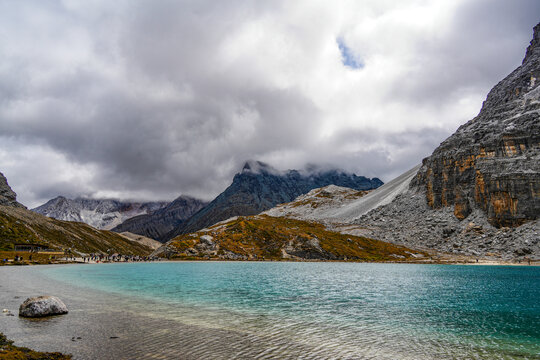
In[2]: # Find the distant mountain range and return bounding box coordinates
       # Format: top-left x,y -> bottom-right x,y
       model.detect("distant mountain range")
164,160 -> 383,240
32,161 -> 382,243
32,197 -> 169,230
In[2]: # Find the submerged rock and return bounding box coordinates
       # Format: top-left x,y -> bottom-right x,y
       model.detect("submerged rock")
19,296 -> 68,318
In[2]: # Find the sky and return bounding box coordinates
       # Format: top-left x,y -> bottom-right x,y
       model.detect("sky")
0,0 -> 539,208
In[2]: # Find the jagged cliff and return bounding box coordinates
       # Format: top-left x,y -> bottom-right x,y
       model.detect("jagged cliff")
411,23 -> 540,228
0,172 -> 24,208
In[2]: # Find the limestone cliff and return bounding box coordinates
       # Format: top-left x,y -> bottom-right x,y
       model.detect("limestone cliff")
411,23 -> 540,228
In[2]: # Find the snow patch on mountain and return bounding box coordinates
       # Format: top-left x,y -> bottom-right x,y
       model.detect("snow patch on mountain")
32,197 -> 168,230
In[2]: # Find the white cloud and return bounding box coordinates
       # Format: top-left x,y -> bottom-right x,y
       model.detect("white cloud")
0,0 -> 538,206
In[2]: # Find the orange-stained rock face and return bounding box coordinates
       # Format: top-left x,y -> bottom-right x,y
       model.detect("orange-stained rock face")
414,136 -> 539,227
453,188 -> 471,220
410,24 -> 540,228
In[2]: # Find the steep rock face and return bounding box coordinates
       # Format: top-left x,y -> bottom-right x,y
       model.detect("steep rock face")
411,23 -> 540,228
0,172 -> 23,208
165,161 -> 383,240
111,196 -> 207,241
33,197 -> 168,230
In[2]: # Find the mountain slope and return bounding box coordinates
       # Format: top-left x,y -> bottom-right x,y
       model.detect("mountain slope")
165,160 -> 383,240
33,197 -> 168,230
111,195 -> 207,241
0,172 -> 153,256
265,165 -> 420,224
117,232 -> 163,250
153,215 -> 427,262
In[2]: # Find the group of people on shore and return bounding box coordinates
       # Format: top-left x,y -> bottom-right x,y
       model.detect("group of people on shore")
3,255 -> 32,262
79,254 -> 161,263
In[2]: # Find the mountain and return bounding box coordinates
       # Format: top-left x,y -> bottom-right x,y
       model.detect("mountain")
164,160 -> 383,240
111,195 -> 208,241
0,171 -> 153,255
33,197 -> 168,230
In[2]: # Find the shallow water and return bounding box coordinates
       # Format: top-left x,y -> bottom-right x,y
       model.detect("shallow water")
1,262 -> 539,359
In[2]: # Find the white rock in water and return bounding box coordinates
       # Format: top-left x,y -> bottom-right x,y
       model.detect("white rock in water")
19,296 -> 68,318
199,235 -> 214,245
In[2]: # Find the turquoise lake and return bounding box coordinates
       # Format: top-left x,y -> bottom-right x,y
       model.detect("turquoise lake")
42,262 -> 540,359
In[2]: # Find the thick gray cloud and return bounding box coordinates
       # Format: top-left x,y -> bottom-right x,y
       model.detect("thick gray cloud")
0,0 -> 538,207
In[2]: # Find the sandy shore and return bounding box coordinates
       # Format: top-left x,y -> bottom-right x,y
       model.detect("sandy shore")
0,265 -> 273,359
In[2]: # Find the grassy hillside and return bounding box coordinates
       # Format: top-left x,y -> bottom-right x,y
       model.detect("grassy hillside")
0,332 -> 71,359
160,215 -> 427,261
0,205 -> 152,256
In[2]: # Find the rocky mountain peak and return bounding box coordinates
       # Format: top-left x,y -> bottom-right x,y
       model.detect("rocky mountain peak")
0,172 -> 24,208
241,160 -> 281,175
523,23 -> 540,64
166,161 -> 384,238
33,196 -> 170,230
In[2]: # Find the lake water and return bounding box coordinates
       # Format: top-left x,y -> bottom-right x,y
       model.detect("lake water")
38,262 -> 540,359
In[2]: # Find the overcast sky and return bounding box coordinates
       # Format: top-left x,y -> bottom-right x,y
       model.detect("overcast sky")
1,0 -> 538,207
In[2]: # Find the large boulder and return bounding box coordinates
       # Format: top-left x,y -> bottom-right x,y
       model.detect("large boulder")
19,296 -> 68,318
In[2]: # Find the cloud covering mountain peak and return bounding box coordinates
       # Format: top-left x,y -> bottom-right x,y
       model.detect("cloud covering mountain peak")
0,0 -> 538,207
